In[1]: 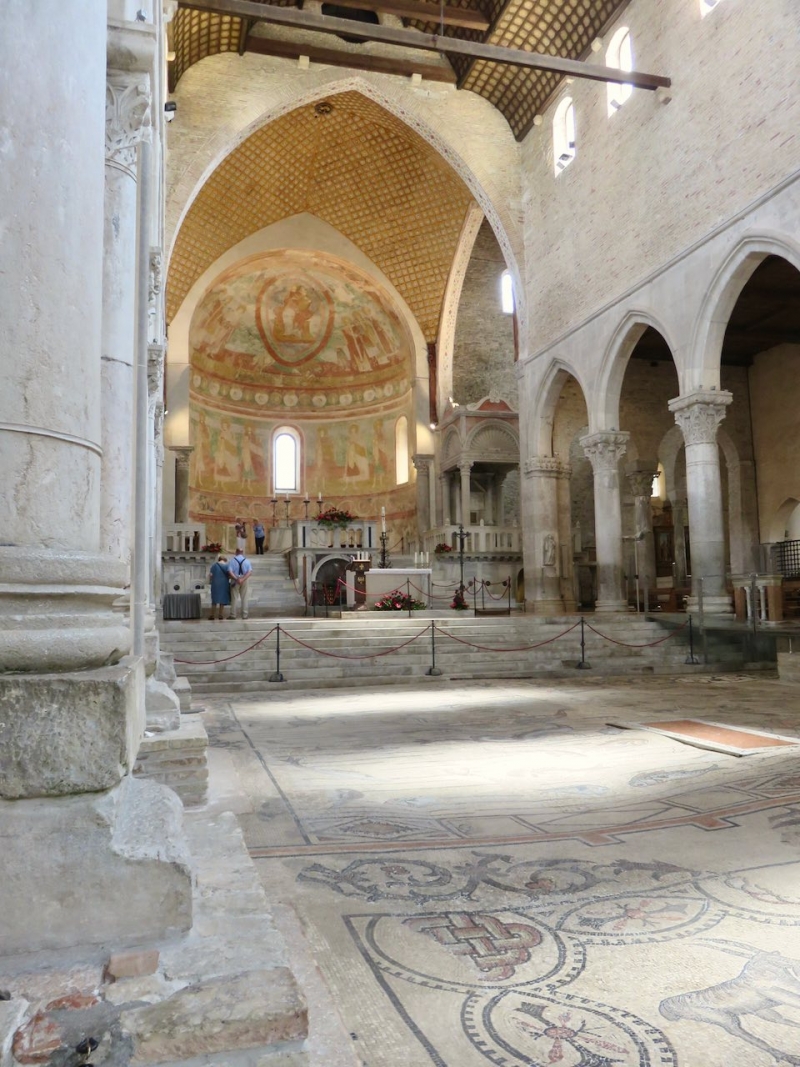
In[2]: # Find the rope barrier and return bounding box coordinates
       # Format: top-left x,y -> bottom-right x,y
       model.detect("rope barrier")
282,625 -> 428,660
584,617 -> 690,648
173,626 -> 277,665
437,619 -> 581,653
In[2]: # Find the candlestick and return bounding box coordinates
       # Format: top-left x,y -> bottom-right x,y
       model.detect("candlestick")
318,491 -> 323,501
381,506 -> 386,534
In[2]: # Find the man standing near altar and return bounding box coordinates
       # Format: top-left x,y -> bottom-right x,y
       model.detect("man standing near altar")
227,548 -> 253,620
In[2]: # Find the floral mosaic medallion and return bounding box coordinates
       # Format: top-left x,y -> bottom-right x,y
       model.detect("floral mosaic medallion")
463,989 -> 677,1067
556,893 -> 722,945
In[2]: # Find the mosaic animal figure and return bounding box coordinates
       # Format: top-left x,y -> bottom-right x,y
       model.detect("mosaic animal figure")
659,950 -> 800,1063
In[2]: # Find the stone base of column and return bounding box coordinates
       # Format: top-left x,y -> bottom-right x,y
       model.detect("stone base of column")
686,594 -> 733,615
0,775 -> 192,956
529,598 -> 566,616
595,599 -> 629,613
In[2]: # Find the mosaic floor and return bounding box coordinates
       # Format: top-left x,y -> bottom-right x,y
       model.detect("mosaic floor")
204,675 -> 800,1067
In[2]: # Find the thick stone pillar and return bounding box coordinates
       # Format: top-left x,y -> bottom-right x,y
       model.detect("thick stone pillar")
459,461 -> 473,526
581,431 -> 630,612
413,454 -> 433,537
438,472 -> 450,525
100,71 -> 150,565
627,468 -> 659,599
171,446 -> 194,522
673,498 -> 688,586
523,456 -> 569,614
555,462 -> 576,612
669,390 -> 733,613
0,5 -> 191,956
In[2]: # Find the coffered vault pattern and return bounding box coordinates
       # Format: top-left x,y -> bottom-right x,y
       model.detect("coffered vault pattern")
167,92 -> 475,338
170,0 -> 629,140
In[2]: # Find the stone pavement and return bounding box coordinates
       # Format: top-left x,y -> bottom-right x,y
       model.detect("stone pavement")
206,674 -> 800,1067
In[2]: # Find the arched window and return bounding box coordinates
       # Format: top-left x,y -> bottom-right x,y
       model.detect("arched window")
651,465 -> 665,499
500,270 -> 515,314
553,97 -> 576,175
273,427 -> 301,493
395,416 -> 409,485
606,27 -> 633,115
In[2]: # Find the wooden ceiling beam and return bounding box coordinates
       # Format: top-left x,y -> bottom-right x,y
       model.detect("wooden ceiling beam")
179,0 -> 671,89
246,33 -> 456,81
323,0 -> 490,32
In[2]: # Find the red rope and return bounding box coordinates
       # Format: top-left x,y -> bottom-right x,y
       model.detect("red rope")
584,617 -> 690,648
282,626 -> 428,660
174,626 -> 277,665
437,619 -> 581,653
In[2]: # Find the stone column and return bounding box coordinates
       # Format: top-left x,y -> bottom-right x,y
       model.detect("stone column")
0,4 -> 191,957
555,462 -> 576,612
523,456 -> 570,614
413,454 -> 433,538
673,499 -> 688,586
627,468 -> 659,599
438,472 -> 450,526
581,431 -> 630,612
101,72 -> 151,565
669,391 -> 733,613
171,446 -> 194,523
459,461 -> 473,526
149,343 -> 166,604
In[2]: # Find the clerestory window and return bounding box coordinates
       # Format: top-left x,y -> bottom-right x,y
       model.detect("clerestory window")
606,27 -> 633,116
501,270 -> 514,314
273,427 -> 300,493
553,97 -> 576,175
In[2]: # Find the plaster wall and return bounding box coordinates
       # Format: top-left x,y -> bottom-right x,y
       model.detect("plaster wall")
521,0 -> 800,356
748,343 -> 800,542
452,220 -> 517,405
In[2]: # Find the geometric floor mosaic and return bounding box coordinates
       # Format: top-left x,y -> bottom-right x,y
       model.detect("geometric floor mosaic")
205,674 -> 800,1066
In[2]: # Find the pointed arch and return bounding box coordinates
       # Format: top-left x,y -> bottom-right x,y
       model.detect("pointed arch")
689,231 -> 800,391
531,358 -> 591,457
166,73 -> 524,329
595,310 -> 679,431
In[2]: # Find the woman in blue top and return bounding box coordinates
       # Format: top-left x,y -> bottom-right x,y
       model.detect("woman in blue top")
208,555 -> 232,620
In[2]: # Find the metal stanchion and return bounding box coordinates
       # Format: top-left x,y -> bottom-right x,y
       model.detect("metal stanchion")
426,621 -> 442,676
406,577 -> 412,619
698,577 -> 707,665
507,576 -> 512,615
575,616 -> 591,669
269,622 -> 285,682
685,614 -> 700,664
750,572 -> 758,635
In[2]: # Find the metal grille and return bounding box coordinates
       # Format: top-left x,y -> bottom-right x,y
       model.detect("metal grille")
776,539 -> 800,579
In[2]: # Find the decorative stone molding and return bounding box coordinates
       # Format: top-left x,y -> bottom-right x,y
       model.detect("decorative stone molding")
148,247 -> 164,343
580,431 -> 630,471
669,391 -> 732,446
458,461 -> 474,476
148,343 -> 165,403
106,73 -> 151,175
170,446 -> 194,472
412,455 -> 433,475
627,470 -> 659,498
523,455 -> 572,479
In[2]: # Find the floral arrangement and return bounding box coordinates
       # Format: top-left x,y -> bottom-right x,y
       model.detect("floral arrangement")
434,542 -> 453,554
316,506 -> 355,528
201,542 -> 222,553
374,592 -> 427,611
451,588 -> 469,610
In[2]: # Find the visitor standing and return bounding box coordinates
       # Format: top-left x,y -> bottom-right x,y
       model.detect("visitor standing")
208,554 -> 231,620
253,518 -> 265,555
235,519 -> 247,553
227,549 -> 252,620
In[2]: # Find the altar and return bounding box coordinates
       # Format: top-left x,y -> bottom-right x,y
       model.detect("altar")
347,568 -> 432,609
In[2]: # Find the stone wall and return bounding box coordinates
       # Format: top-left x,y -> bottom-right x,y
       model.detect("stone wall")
749,343 -> 800,542
521,0 -> 800,353
452,220 -> 517,405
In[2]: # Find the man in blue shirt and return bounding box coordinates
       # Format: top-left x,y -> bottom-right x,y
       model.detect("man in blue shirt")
253,518 -> 266,555
227,550 -> 253,620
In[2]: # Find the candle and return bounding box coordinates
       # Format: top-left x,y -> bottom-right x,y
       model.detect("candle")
381,506 -> 386,534
285,494 -> 290,503
318,491 -> 323,501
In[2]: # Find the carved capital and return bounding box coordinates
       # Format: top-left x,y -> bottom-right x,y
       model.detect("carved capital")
106,73 -> 151,172
580,431 -> 630,471
669,391 -> 732,446
412,454 -> 433,476
627,469 -> 659,499
458,461 -> 473,477
170,446 -> 194,472
523,455 -> 571,479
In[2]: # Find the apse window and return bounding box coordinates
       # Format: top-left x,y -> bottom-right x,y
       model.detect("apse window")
501,271 -> 515,314
395,416 -> 409,485
606,27 -> 633,115
273,429 -> 299,493
553,97 -> 576,175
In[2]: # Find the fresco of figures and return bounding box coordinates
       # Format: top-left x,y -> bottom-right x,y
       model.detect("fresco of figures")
189,249 -> 415,416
